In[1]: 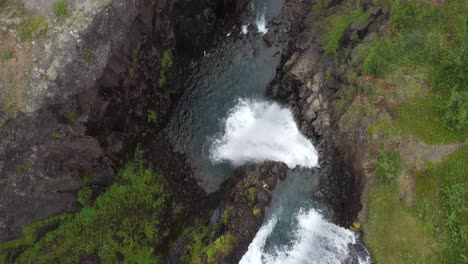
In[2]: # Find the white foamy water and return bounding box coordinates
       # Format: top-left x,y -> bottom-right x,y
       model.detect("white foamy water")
240,208 -> 370,264
209,99 -> 318,168
256,13 -> 268,34
242,25 -> 249,35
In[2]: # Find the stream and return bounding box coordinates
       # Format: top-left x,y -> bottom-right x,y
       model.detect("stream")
167,0 -> 372,262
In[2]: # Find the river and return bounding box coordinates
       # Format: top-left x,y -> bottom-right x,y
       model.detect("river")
167,0 -> 371,262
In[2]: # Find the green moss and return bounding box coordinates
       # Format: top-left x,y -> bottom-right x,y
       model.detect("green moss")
1,97 -> 17,117
53,0 -> 68,17
15,163 -> 31,175
147,110 -> 158,124
20,15 -> 48,40
248,187 -> 257,203
181,215 -> 237,264
252,207 -> 262,217
77,187 -> 92,206
51,130 -> 61,139
0,216 -> 64,262
157,49 -> 173,88
83,51 -> 96,66
312,0 -> 332,12
60,111 -> 76,123
11,159 -> 170,263
0,119 -> 5,128
205,233 -> 235,264
222,206 -> 233,225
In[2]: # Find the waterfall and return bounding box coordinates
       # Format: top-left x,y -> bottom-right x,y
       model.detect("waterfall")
209,99 -> 318,168
240,208 -> 372,264
256,13 -> 268,34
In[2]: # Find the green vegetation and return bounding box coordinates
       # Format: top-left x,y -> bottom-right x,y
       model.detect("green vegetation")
147,110 -> 158,124
312,0 -> 332,12
365,182 -> 435,264
7,158 -> 173,263
376,148 -> 401,182
51,130 -> 61,139
336,0 -> 468,262
53,0 -> 69,17
60,111 -> 76,123
440,90 -> 468,132
252,207 -> 262,217
180,224 -> 236,264
205,233 -> 235,264
362,0 -> 468,134
248,187 -> 257,203
2,49 -> 12,61
157,49 -> 173,88
1,97 -> 17,117
394,92 -> 468,144
83,51 -> 96,66
414,148 -> 468,263
0,216 -> 64,262
77,187 -> 92,206
20,15 -> 48,40
322,6 -> 368,53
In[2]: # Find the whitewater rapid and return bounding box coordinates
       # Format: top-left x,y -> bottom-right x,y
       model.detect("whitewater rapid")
240,208 -> 371,264
209,99 -> 318,168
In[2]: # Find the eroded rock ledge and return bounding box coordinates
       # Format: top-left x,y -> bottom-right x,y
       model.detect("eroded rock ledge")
169,161 -> 288,264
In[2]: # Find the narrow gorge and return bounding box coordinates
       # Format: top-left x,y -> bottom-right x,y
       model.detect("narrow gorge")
1,0 -> 466,263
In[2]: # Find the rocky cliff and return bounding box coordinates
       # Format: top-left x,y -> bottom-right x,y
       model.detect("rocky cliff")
0,0 -> 246,244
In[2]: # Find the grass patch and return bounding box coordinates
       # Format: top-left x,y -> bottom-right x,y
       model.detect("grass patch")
20,15 -> 48,40
2,49 -> 12,61
439,90 -> 468,132
364,182 -> 437,264
394,94 -> 468,144
413,148 -> 468,263
376,148 -> 401,182
53,0 -> 68,17
10,158 -> 172,263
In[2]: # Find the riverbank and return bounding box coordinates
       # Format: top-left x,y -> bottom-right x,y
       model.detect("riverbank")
270,0 -> 467,262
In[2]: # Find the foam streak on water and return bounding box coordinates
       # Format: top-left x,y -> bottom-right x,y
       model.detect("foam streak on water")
209,99 -> 318,168
240,208 -> 369,264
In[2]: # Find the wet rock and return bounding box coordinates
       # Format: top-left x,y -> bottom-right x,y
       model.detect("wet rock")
169,161 -> 289,264
263,30 -> 275,46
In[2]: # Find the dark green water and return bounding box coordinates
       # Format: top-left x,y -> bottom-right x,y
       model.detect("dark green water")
167,0 -> 284,191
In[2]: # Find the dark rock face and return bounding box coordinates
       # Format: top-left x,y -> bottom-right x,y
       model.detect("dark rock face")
0,0 -> 247,243
266,1 -> 386,226
168,161 -> 288,264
